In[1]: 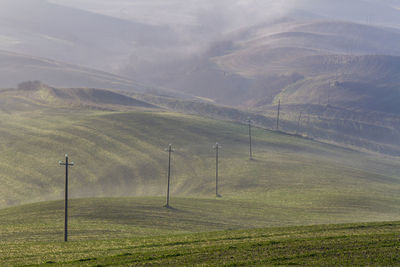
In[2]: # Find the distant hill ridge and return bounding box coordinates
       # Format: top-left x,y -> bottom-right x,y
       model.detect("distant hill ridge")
1,81 -> 155,109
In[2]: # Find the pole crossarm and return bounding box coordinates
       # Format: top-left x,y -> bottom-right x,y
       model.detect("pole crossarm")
59,154 -> 74,166
213,142 -> 222,150
59,162 -> 74,166
165,144 -> 175,153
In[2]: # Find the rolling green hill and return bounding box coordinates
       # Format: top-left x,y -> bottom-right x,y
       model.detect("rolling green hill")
135,91 -> 400,156
5,81 -> 155,109
1,84 -> 400,265
0,84 -> 400,230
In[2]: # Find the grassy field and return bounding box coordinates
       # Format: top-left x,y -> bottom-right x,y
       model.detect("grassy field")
1,197 -> 400,265
1,85 -> 400,226
1,206 -> 400,266
2,196 -> 399,243
1,86 -> 400,265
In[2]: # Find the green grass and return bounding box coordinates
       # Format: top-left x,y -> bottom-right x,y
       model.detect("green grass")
1,88 -> 400,265
2,196 -> 399,244
1,213 -> 400,266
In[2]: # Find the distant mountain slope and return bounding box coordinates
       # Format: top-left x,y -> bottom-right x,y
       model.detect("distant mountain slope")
144,18 -> 400,115
125,18 -> 400,155
216,19 -> 400,106
275,55 -> 400,112
0,50 -> 145,90
217,20 -> 400,75
0,0 -> 177,73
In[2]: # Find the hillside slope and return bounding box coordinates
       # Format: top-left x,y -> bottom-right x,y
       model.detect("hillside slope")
2,0 -> 400,156
0,86 -> 400,229
2,81 -> 155,110
0,0 -> 176,73
0,50 -> 147,90
158,19 -> 400,108
135,92 -> 400,156
131,18 -> 400,155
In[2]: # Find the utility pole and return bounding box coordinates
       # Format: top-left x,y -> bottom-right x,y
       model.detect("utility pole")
276,99 -> 281,131
213,142 -> 222,197
296,111 -> 303,134
247,118 -> 253,160
328,91 -> 330,106
328,80 -> 332,106
165,144 -> 174,208
59,154 -> 74,242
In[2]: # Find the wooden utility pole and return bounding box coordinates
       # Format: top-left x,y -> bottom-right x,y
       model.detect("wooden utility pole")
276,99 -> 281,131
213,142 -> 222,197
59,154 -> 74,242
165,144 -> 174,208
328,80 -> 332,106
247,118 -> 253,160
296,111 -> 303,134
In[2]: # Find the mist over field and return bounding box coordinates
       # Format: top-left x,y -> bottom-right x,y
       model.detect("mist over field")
2,1 -> 400,265
44,0 -> 400,74
1,0 -> 399,76
0,0 -> 400,198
